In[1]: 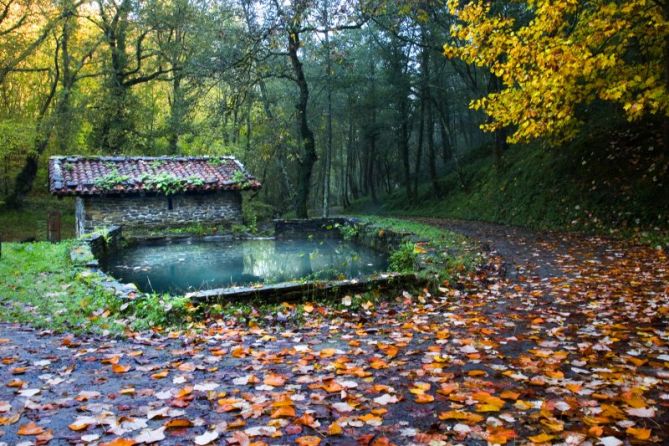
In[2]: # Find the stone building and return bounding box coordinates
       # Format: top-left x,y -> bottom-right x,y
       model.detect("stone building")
49,156 -> 261,236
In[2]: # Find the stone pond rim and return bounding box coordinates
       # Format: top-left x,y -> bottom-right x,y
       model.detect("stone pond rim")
70,218 -> 445,304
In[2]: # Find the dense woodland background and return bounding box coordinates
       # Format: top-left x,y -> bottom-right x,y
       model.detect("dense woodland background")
1,0 -> 668,241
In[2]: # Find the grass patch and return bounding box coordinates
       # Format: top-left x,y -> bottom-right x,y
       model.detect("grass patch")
351,215 -> 479,282
0,241 -> 199,333
0,241 -> 123,333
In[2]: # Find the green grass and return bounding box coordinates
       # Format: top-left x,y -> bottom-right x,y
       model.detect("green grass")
351,215 -> 480,281
0,241 -> 200,333
0,241 -> 123,332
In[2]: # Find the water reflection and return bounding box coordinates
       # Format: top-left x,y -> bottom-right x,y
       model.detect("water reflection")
103,238 -> 387,294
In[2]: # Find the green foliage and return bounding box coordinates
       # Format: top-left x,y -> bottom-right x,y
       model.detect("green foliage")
389,242 -> 418,272
335,223 -> 359,240
139,173 -> 204,195
208,157 -> 224,166
94,170 -> 131,191
123,293 -> 191,331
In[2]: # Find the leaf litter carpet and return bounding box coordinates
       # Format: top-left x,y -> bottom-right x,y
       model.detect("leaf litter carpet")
1,221 -> 668,445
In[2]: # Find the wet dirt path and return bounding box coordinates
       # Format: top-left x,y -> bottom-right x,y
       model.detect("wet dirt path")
1,220 -> 668,445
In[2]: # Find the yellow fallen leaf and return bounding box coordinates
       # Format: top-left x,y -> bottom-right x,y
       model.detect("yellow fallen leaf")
476,403 -> 502,412
528,433 -> 554,443
540,418 -> 564,432
328,422 -> 343,435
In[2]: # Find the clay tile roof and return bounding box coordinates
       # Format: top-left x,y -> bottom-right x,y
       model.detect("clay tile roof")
48,156 -> 261,196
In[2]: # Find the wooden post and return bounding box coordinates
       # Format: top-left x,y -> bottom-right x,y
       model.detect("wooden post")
47,210 -> 61,243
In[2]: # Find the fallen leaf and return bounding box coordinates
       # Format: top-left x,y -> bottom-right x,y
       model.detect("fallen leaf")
295,436 -> 321,446
626,427 -> 651,440
112,364 -> 131,374
194,430 -> 219,445
18,421 -> 45,436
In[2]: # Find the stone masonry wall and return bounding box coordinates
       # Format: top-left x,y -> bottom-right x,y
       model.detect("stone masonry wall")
80,191 -> 242,233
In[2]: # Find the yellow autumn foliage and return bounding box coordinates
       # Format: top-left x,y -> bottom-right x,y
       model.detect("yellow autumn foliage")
443,0 -> 669,144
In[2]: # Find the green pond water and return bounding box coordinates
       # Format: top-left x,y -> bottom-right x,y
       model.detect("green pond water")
102,238 -> 388,294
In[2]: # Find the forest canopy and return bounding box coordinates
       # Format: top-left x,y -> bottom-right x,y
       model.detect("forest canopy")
1,0 -> 667,217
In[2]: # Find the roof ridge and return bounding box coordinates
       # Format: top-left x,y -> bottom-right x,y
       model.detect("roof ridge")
48,155 -> 260,196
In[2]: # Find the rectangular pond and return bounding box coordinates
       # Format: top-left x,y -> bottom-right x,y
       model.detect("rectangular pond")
101,238 -> 388,294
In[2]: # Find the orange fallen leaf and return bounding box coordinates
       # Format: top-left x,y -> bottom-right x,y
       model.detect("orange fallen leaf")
369,358 -> 388,369
438,411 -> 484,424
487,427 -> 517,445
321,381 -> 343,393
151,370 -> 169,379
588,426 -> 603,437
296,413 -> 318,428
68,422 -> 90,432
100,439 -> 136,446
0,413 -> 21,425
175,386 -> 193,398
264,373 -> 287,387
18,421 -> 45,435
36,429 -> 53,445
231,347 -> 246,358
112,364 -> 131,374
164,418 -> 194,428
540,418 -> 564,432
476,403 -> 502,412
415,393 -> 434,404
500,390 -> 520,400
271,406 -> 296,418
295,436 -> 321,446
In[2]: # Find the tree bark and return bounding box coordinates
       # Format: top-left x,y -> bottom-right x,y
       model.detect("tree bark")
287,29 -> 317,218
322,0 -> 332,217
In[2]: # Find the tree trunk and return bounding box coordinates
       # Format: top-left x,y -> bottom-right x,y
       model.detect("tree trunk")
168,74 -> 183,154
322,1 -> 332,217
287,30 -> 317,218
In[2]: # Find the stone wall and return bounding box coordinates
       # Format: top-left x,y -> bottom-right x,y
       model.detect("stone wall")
79,191 -> 242,233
